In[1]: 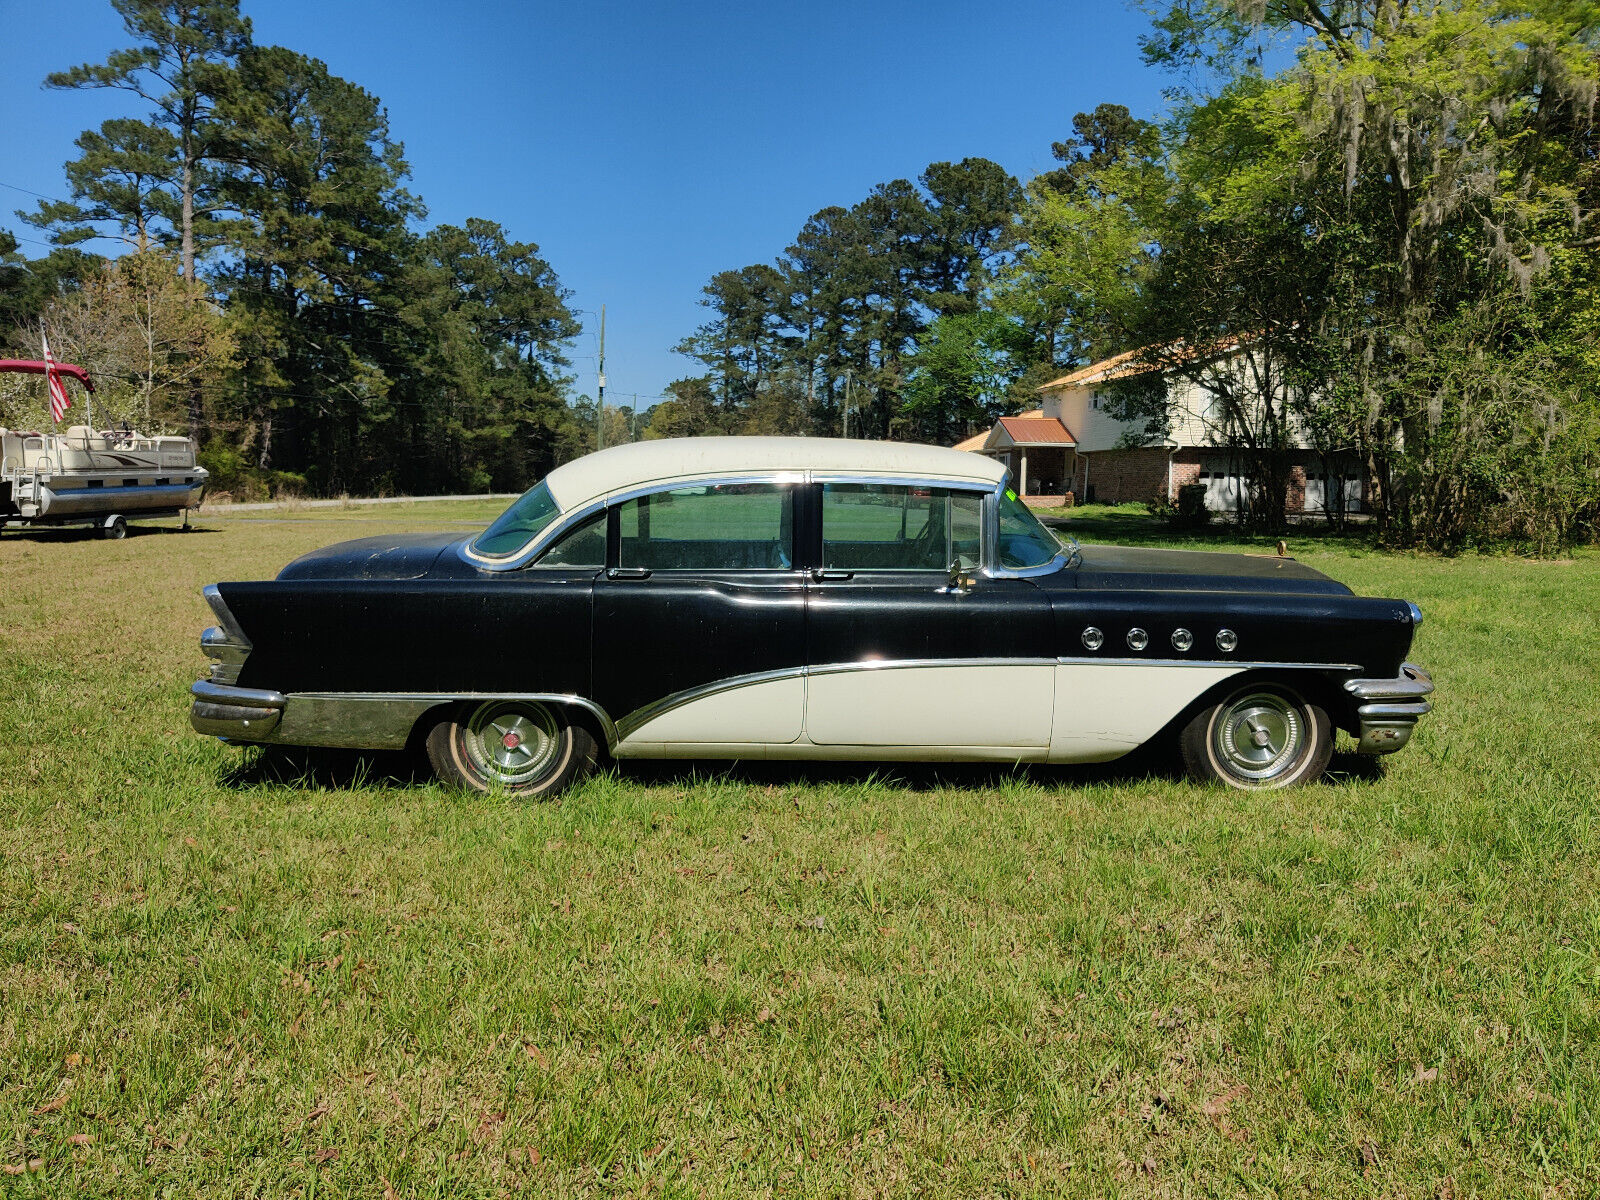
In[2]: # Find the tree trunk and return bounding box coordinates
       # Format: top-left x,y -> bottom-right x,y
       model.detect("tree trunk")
181,158 -> 195,282
257,410 -> 273,471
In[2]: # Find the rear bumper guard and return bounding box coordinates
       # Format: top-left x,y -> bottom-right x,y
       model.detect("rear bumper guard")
190,679 -> 286,741
1344,662 -> 1433,754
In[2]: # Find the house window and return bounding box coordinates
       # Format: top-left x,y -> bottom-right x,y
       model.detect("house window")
1091,392 -> 1100,411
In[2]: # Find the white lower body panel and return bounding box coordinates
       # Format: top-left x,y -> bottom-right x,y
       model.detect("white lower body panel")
806,662 -> 1054,747
616,675 -> 804,748
611,659 -> 1240,764
1050,662 -> 1243,761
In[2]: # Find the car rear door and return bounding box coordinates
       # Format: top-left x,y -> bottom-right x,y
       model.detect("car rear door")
803,483 -> 1056,750
590,481 -> 808,748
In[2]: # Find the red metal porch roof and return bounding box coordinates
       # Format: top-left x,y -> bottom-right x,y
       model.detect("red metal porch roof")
996,416 -> 1075,446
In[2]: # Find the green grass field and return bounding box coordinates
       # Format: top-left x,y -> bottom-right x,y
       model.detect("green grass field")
2,500 -> 1597,1197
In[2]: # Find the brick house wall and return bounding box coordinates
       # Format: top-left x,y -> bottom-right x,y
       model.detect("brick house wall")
1072,447 -> 1171,505
1055,445 -> 1368,512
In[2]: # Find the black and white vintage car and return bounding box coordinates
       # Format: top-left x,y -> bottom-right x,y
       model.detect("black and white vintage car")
190,437 -> 1432,796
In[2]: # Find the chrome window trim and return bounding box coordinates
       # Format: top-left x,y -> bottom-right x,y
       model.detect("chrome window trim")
982,475 -> 1072,580
810,473 -> 995,490
460,480 -> 563,566
457,472 -> 808,572
817,480 -> 989,575
459,471 -> 999,574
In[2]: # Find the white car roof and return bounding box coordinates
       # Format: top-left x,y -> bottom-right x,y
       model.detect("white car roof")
542,436 -> 1007,512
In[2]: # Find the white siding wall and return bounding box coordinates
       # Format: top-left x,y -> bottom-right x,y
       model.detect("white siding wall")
1040,354 -> 1321,452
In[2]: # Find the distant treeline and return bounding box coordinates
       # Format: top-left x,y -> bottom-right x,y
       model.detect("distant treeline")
1,0 -> 589,500
3,1 -> 1597,549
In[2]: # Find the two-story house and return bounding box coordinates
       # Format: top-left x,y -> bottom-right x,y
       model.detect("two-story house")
954,346 -> 1365,514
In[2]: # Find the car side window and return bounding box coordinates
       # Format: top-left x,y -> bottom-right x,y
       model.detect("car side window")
617,483 -> 794,571
995,489 -> 1062,569
821,484 -> 983,570
532,510 -> 606,568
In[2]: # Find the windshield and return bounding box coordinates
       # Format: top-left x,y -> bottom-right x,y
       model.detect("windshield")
996,488 -> 1066,569
472,481 -> 562,558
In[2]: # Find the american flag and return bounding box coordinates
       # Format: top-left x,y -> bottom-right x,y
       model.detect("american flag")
42,334 -> 72,424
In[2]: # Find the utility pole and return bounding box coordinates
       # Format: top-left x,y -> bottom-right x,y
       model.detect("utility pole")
843,370 -> 853,439
596,303 -> 606,451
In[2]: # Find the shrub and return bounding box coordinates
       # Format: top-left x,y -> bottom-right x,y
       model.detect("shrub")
1175,483 -> 1211,528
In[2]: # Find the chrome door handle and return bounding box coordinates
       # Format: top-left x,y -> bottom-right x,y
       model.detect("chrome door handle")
606,566 -> 652,579
809,569 -> 853,581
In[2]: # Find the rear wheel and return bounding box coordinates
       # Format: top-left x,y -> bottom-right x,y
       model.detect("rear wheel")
425,700 -> 596,799
1180,682 -> 1333,789
100,514 -> 127,540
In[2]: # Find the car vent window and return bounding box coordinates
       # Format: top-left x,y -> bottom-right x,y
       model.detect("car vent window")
996,488 -> 1063,569
821,484 -> 982,571
618,483 -> 794,571
534,510 -> 606,568
473,481 -> 561,557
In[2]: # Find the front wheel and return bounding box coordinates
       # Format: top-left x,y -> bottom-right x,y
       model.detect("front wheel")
425,700 -> 596,799
1180,682 -> 1333,789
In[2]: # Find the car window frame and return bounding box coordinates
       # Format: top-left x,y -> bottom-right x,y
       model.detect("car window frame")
459,469 -> 1068,578
816,481 -> 985,574
610,480 -> 800,574
525,507 -> 608,571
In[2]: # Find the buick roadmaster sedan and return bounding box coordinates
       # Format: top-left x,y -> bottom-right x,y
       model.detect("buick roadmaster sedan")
191,438 -> 1433,796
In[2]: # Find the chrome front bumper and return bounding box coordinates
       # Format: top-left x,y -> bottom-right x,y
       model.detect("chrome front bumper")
1343,662 -> 1433,754
190,679 -> 286,741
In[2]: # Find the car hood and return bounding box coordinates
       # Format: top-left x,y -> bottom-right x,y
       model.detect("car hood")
277,532 -> 464,581
1068,544 -> 1353,595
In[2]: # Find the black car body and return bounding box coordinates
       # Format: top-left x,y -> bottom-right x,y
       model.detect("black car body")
191,438 -> 1432,794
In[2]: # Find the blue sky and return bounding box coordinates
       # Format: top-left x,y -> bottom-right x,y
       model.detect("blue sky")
0,0 -> 1171,409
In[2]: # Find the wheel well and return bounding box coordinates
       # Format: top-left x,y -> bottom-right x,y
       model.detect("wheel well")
403,698 -> 614,757
1160,669 -> 1350,746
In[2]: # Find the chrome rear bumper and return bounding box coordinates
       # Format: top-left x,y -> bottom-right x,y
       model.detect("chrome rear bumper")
1343,663 -> 1433,754
190,679 -> 286,741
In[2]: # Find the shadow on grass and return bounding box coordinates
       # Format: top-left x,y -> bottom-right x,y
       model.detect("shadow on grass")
220,741 -> 1385,795
0,521 -> 220,542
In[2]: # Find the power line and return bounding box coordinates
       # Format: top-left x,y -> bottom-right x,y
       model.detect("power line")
0,178 -> 68,204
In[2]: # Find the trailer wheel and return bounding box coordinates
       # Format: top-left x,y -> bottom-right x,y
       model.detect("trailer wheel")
100,514 -> 127,540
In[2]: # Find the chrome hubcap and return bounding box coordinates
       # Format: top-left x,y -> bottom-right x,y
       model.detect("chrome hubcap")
462,702 -> 561,786
1213,691 -> 1304,782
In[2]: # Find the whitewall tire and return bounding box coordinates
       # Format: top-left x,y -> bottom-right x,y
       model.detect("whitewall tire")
426,700 -> 596,799
1180,682 -> 1333,789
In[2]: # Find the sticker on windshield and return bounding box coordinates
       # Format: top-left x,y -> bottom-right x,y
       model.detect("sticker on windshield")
1006,489 -> 1018,501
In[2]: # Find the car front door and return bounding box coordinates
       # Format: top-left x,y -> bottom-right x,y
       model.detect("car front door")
803,483 -> 1056,751
590,481 -> 808,749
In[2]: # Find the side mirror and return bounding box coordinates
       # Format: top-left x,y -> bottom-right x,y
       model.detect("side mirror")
946,560 -> 976,594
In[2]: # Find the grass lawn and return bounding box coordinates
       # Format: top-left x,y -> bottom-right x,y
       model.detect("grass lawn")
2,500 -> 1598,1197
